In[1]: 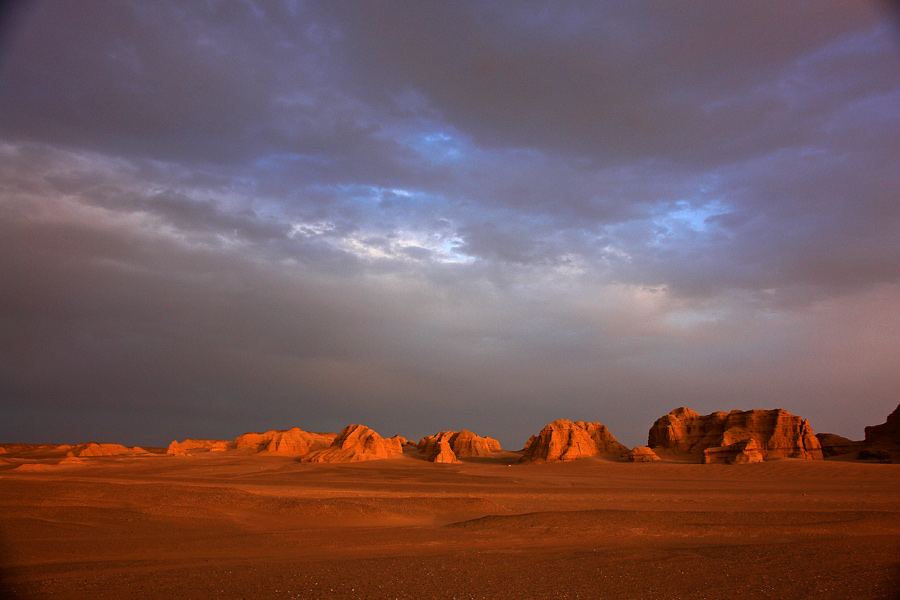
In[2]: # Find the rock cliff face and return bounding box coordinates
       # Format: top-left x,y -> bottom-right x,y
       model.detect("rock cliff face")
417,430 -> 501,462
300,424 -> 403,463
520,419 -> 628,463
864,404 -> 900,447
701,438 -> 764,465
815,433 -> 865,458
430,439 -> 460,463
648,407 -> 823,463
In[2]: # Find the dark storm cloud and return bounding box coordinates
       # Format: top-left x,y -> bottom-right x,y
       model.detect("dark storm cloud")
334,1 -> 884,165
1,1 -> 899,448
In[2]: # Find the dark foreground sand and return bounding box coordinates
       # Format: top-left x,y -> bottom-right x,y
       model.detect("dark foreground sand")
1,451 -> 898,600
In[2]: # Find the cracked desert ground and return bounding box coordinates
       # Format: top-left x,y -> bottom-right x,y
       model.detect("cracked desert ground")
1,451 -> 898,599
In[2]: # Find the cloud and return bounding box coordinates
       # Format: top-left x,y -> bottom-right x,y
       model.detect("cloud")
0,2 -> 899,448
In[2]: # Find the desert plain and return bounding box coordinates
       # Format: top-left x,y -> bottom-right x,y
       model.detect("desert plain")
1,444 -> 898,600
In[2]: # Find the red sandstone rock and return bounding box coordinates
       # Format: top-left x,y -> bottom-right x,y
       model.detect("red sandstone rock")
431,439 -> 460,463
262,428 -> 335,455
300,424 -> 403,463
648,407 -> 823,462
628,446 -> 661,463
232,430 -> 277,451
864,404 -> 900,447
391,435 -> 414,447
417,430 -> 501,462
702,438 -> 764,465
166,439 -> 229,455
67,442 -> 148,457
520,419 -> 628,463
816,433 -> 865,458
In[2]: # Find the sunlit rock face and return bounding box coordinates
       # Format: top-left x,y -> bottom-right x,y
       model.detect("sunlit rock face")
417,430 -> 501,462
701,438 -> 764,465
233,427 -> 335,455
430,439 -> 460,464
166,439 -> 229,455
649,407 -> 823,462
519,419 -> 628,463
300,424 -> 403,463
67,442 -> 148,457
627,446 -> 661,463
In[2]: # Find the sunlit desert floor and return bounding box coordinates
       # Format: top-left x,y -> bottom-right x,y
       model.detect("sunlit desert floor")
1,450 -> 898,600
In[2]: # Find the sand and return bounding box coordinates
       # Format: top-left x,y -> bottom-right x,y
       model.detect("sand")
0,449 -> 898,599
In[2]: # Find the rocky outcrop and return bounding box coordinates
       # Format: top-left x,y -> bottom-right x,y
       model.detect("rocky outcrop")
702,438 -> 764,465
66,442 -> 148,457
816,433 -> 865,458
627,446 -> 661,463
431,439 -> 460,463
417,430 -> 501,462
169,428 -> 336,456
300,425 -> 403,463
648,407 -> 823,462
864,404 -> 900,447
520,419 -> 628,463
391,435 -> 414,448
262,428 -> 335,455
232,430 -> 276,451
166,439 -> 229,455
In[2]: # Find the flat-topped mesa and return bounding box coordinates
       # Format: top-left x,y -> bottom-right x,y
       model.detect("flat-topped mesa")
520,419 -> 628,463
300,424 -> 403,463
166,439 -> 229,455
417,430 -> 501,462
648,407 -> 823,463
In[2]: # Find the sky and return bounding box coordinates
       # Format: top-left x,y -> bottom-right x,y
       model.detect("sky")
1,1 -> 899,450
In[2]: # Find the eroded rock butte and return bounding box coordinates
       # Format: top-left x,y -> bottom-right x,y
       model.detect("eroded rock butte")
520,419 -> 628,463
648,407 -> 823,463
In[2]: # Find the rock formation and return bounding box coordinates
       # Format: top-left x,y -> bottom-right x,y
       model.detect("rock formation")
300,424 -> 403,463
262,428 -> 335,455
864,404 -> 900,448
648,407 -> 823,463
627,446 -> 661,463
816,433 -> 865,458
417,430 -> 501,462
701,438 -> 764,465
232,427 -> 335,455
430,439 -> 460,463
166,439 -> 229,455
232,430 -> 276,451
66,442 -> 148,457
391,435 -> 414,448
520,419 -> 628,463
